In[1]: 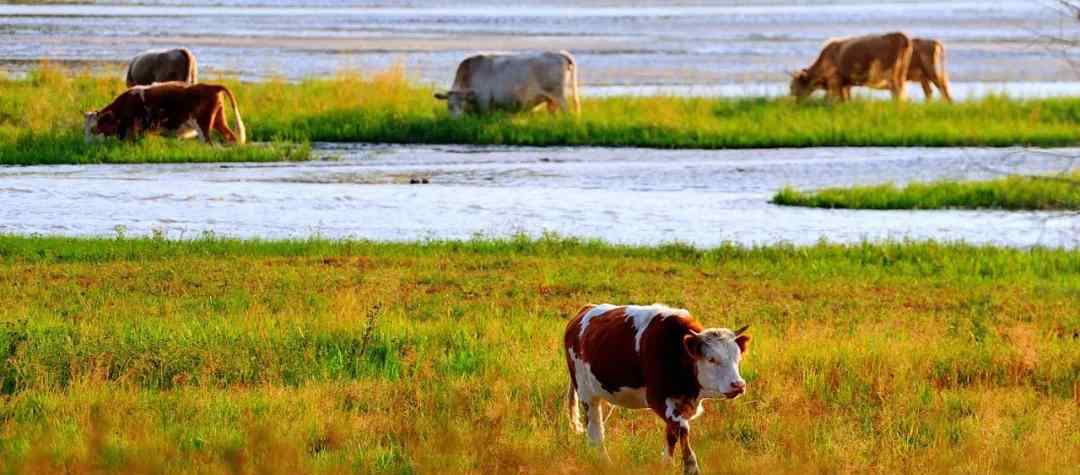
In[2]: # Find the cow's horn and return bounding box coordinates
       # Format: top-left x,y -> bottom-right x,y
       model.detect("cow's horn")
734,324 -> 749,336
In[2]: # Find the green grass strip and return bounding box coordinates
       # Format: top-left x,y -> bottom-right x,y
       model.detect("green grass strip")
773,170 -> 1080,210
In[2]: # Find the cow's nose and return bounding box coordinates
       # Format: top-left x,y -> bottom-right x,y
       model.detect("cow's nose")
731,381 -> 746,390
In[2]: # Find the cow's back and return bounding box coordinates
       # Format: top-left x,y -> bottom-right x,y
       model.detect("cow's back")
833,33 -> 912,87
127,49 -> 194,87
565,304 -> 646,396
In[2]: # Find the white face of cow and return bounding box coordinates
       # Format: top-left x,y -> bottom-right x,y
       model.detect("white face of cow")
433,90 -> 476,118
684,327 -> 750,399
83,111 -> 100,143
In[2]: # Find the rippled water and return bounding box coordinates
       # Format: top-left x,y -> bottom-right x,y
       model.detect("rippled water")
2,144 -> 1077,247
3,0 -> 1080,97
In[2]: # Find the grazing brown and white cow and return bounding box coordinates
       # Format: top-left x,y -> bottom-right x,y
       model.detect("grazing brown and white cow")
790,32 -> 914,102
564,304 -> 750,475
125,48 -> 198,87
84,82 -> 245,145
434,50 -> 581,118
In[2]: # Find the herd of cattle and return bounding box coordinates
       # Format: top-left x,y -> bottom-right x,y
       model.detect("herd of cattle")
83,31 -> 950,146
74,30 -> 956,475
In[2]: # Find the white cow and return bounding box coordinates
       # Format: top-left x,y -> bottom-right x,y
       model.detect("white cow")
434,51 -> 581,118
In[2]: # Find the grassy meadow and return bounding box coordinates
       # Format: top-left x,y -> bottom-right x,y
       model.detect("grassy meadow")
0,235 -> 1077,474
773,170 -> 1080,210
7,64 -> 1080,165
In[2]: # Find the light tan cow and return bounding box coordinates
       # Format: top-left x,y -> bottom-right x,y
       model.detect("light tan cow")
790,32 -> 914,102
434,51 -> 580,118
125,48 -> 198,87
907,38 -> 952,102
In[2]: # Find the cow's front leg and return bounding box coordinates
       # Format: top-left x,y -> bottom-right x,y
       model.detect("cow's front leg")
826,80 -> 845,103
678,425 -> 700,475
890,81 -> 908,101
663,421 -> 679,465
186,118 -> 208,143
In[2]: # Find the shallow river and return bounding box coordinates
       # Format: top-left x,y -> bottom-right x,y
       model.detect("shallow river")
2,144 -> 1078,247
4,1 -> 1080,98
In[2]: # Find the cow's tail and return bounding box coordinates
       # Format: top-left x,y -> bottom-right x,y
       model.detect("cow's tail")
894,33 -> 914,101
934,41 -> 953,102
567,380 -> 584,433
182,48 -> 198,84
561,50 -> 581,115
220,86 -> 246,145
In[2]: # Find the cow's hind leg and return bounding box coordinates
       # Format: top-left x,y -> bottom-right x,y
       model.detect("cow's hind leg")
197,110 -> 217,144
213,106 -> 238,144
584,399 -> 608,458
567,383 -> 584,433
933,76 -> 953,103
585,400 -> 605,445
920,80 -> 934,101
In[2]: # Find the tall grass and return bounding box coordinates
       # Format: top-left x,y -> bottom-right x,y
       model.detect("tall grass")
773,170 -> 1080,210
0,235 -> 1077,473
6,64 -> 1080,165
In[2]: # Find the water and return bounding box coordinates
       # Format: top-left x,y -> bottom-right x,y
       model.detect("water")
4,0 -> 1080,98
2,144 -> 1077,247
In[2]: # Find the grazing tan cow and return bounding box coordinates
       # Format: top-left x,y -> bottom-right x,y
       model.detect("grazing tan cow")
84,82 -> 245,145
125,48 -> 198,87
434,51 -> 581,118
907,38 -> 952,102
565,304 -> 750,475
790,32 -> 914,102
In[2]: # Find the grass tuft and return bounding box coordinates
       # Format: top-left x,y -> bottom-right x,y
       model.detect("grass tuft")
772,170 -> 1080,210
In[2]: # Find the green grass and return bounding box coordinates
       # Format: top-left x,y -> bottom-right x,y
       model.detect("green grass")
773,170 -> 1080,210
0,234 -> 1077,474
6,64 -> 1080,165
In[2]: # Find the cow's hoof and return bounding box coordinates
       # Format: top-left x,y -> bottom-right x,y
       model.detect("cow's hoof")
682,461 -> 700,475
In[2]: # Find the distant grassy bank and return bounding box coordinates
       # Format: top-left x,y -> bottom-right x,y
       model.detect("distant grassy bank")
0,235 -> 1078,473
773,170 -> 1080,210
0,67 -> 310,165
6,65 -> 1080,165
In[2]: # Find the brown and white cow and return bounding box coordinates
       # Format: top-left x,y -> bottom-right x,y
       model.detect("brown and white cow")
564,304 -> 750,475
434,51 -> 581,118
125,48 -> 198,87
84,82 -> 245,145
790,32 -> 914,102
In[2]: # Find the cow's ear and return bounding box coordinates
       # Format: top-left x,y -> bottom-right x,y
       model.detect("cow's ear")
434,92 -> 448,100
735,334 -> 750,354
683,332 -> 704,360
